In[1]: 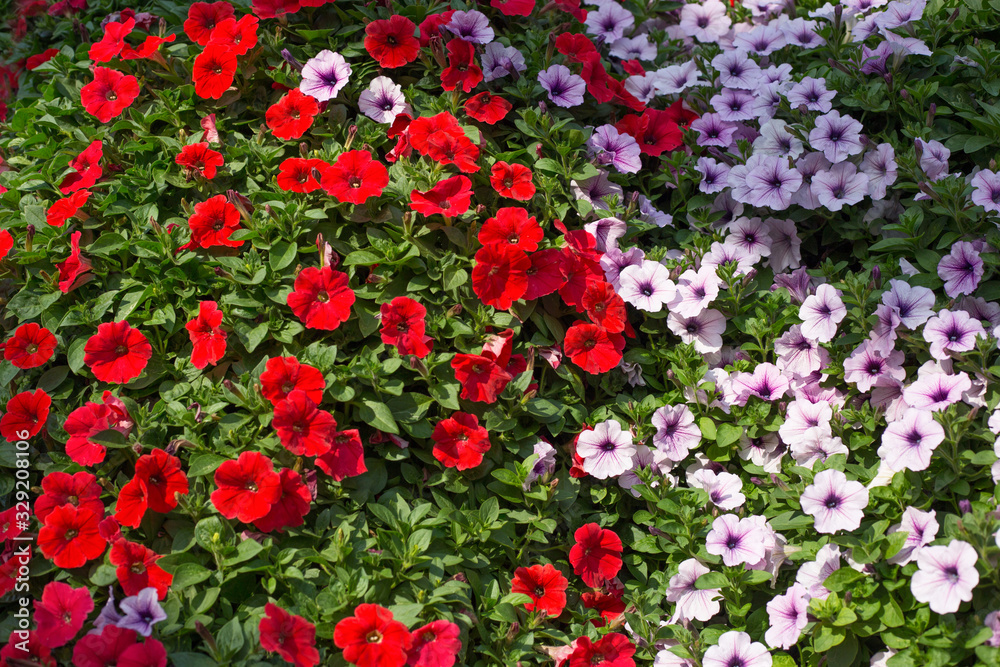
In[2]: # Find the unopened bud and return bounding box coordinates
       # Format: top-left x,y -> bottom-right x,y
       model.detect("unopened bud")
344,125 -> 358,152
188,403 -> 203,423
299,142 -> 309,158
871,264 -> 881,289
149,217 -> 162,234
227,190 -> 254,220
446,304 -> 463,318
280,48 -> 303,72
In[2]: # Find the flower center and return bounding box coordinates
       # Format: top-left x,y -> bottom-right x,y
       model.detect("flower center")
115,344 -> 128,355
366,630 -> 382,643
316,291 -> 329,303
245,481 -> 258,492
26,344 -> 38,354
65,529 -> 78,540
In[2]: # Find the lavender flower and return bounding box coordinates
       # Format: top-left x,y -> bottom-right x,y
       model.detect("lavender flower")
753,120 -> 804,159
583,217 -> 627,254
922,308 -> 985,360
117,588 -> 167,637
861,143 -> 898,200
915,138 -> 950,181
860,41 -> 894,76
733,24 -> 787,55
697,157 -> 731,194
799,284 -> 846,342
792,151 -> 832,210
357,76 -> 407,124
787,77 -> 836,113
876,0 -> 927,29
624,75 -> 658,103
609,34 -> 657,60
90,587 -> 123,635
882,279 -> 936,329
445,10 -> 494,44
703,241 -> 756,276
584,2 -> 635,41
667,309 -> 727,353
589,125 -> 642,174
738,432 -> 784,473
679,0 -> 732,43
745,154 -> 803,210
970,169 -> 1000,214
910,540 -> 979,614
299,50 -> 351,102
653,61 -> 709,94
877,408 -> 944,473
711,49 -> 762,90
902,370 -> 972,411
691,113 -> 739,147
703,631 -> 772,667
843,341 -> 905,392
711,88 -> 757,122
884,31 -> 932,56
538,64 -> 586,108
809,110 -> 865,163
766,218 -> 802,272
887,506 -> 939,565
779,398 -> 833,443
732,363 -> 789,404
726,216 -> 772,260
795,544 -> 841,600
571,169 -> 623,211
601,245 -> 645,289
958,296 -> 1000,329
706,514 -> 766,566
812,162 -> 869,212
937,241 -> 984,298
693,469 -> 746,509
753,83 -> 785,124
670,266 -> 723,317
800,469 -> 869,534
618,261 -> 676,312
652,404 -> 701,462
772,266 -> 814,304
576,419 -> 636,479
637,195 -> 673,227
775,325 -> 827,376
481,42 -> 526,82
780,17 -> 825,48
523,440 -> 557,490
761,63 -> 793,85
764,584 -> 809,649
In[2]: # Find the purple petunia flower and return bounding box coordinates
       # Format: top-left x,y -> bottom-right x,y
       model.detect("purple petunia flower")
637,194 -> 674,228
860,41 -> 894,76
779,399 -> 833,444
971,169 -> 1000,214
738,432 -> 784,473
670,266 -> 723,317
766,218 -> 802,272
800,468 -> 869,534
764,584 -> 810,649
117,588 -> 167,637
668,309 -> 727,353
812,162 -> 869,212
481,42 -> 526,82
609,34 -> 657,60
876,0 -> 927,29
772,266 -> 814,304
679,0 -> 732,43
711,88 -> 757,121
584,217 -> 628,253
799,283 -> 846,342
902,370 -> 972,411
795,544 -> 841,600
774,325 -> 828,376
653,61 -> 709,94
711,49 -> 762,90
667,558 -> 723,623
733,24 -> 787,55
809,110 -> 864,163
780,17 -> 825,48
732,363 -> 789,404
706,514 -> 766,566
790,426 -> 848,469
937,241 -> 984,298
791,151 -> 832,209
703,632 -> 772,667
753,120 -> 804,158
691,113 -> 739,147
752,83 -> 785,123
923,308 -> 985,360
703,241 -> 756,276
958,296 -> 1000,329
745,154 -> 803,210
883,279 -> 936,329
571,169 -> 623,211
589,125 -> 642,174
445,10 -> 494,44
576,419 -> 636,479
844,340 -> 904,391
887,506 -> 939,565
726,216 -> 772,260
538,64 -> 586,108
916,137 -> 950,181
300,50 -> 351,102
910,540 -> 979,614
787,77 -> 836,113
652,404 -> 702,462
878,408 -> 945,472
584,2 -> 635,42
884,31 -> 932,56
619,261 -> 676,312
697,157 -> 731,194
861,143 -> 898,200
358,76 -> 408,124
90,587 -> 123,635
624,74 -> 658,104
694,469 -> 746,510
523,440 -> 557,490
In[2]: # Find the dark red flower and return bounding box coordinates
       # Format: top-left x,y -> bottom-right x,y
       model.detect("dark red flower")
88,18 -> 135,63
492,0 -> 534,15
334,604 -> 412,667
451,353 -> 512,404
569,523 -> 623,587
409,175 -> 473,218
136,448 -> 189,513
662,97 -> 700,128
464,91 -> 510,125
184,1 -> 236,46
4,322 -> 57,369
35,471 -> 104,523
176,142 -> 225,179
34,581 -> 93,648
252,0 -> 301,19
72,626 -> 140,667
26,48 -> 59,70
582,281 -> 626,333
568,634 -> 635,667
380,297 -> 432,358
490,161 -> 535,201
1,388 -> 51,442
364,15 -> 420,68
615,109 -> 682,157
83,320 -> 151,384
259,603 -> 320,667
471,243 -> 530,310
581,590 -> 626,627
321,150 -> 389,205
563,322 -> 624,374
431,412 -> 491,470
46,189 -> 90,227
209,15 -> 258,56
622,59 -> 645,76
0,631 -> 54,667
109,538 -> 172,598
407,620 -> 462,667
555,32 -> 598,63
511,564 -> 569,616
38,504 -> 106,568
267,88 -> 319,141
259,356 -> 325,407
417,11 -> 455,47
211,451 -> 282,523
60,140 -> 103,193
287,265 -> 355,331
119,639 -> 168,667
81,67 -> 140,123
186,194 -> 243,249
478,207 -> 543,252
253,468 -> 312,533
57,231 -> 93,293
441,38 -> 482,93
273,389 -> 336,457
185,300 -> 227,369
277,157 -> 327,193
315,429 -> 367,481
193,43 -> 237,100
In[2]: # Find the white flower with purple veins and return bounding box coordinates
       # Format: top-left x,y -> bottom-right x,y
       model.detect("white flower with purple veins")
843,340 -> 905,392
538,64 -> 587,108
887,506 -> 939,565
576,419 -> 636,479
445,10 -> 494,44
745,154 -> 803,211
911,540 -> 980,614
618,444 -> 656,496
523,440 -> 557,490
706,514 -> 767,566
652,404 -> 701,462
786,76 -> 836,113
679,0 -> 732,43
588,125 -> 642,174
117,587 -> 168,637
300,50 -> 352,102
481,42 -> 526,82
738,432 -> 784,473
800,469 -> 869,534
923,308 -> 985,360
691,113 -> 739,148
971,169 -> 1000,214
584,217 -> 627,253
571,170 -> 623,211
882,279 -> 936,329
861,143 -> 898,200
618,261 -> 676,313
959,296 -> 1000,330
752,82 -> 785,124
813,162 -> 870,212
764,584 -> 810,649
610,34 -> 657,60
884,30 -> 932,56
733,24 -> 787,55
711,49 -> 762,90
710,88 -> 757,122
692,469 -> 746,509
937,241 -> 985,298
790,426 -> 848,469
726,216 -> 772,260
753,120 -> 804,159
766,218 -> 802,272
670,266 -> 722,317
780,17 -> 824,48
668,309 -> 727,353
584,2 -> 634,41
637,195 -> 673,228
876,0 -> 927,29
624,75 -> 658,104
916,137 -> 950,181
702,241 -> 757,277
697,157 -> 731,195
357,76 -> 408,124
809,110 -> 865,163
799,284 -> 846,342
903,369 -> 972,412
666,558 -> 723,623
601,246 -> 645,289
653,61 -> 708,94
795,544 -> 841,600
703,631 -> 772,667
774,325 -> 828,376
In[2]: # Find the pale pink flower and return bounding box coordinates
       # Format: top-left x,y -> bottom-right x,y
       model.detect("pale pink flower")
843,341 -> 905,392
795,544 -> 841,600
652,404 -> 701,462
703,631 -> 772,667
764,584 -> 810,649
790,426 -> 848,469
779,399 -> 833,443
692,469 -> 746,510
902,371 -> 972,412
887,507 -> 939,566
911,540 -> 979,614
576,419 -> 636,479
877,408 -> 945,472
800,469 -> 868,534
799,284 -> 846,342
706,514 -> 766,566
666,558 -> 723,623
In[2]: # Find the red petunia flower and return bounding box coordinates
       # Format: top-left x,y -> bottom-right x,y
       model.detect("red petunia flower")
109,538 -> 172,598
192,43 -> 237,100
0,228 -> 12,259
581,590 -> 626,627
334,603 -> 412,667
208,15 -> 258,56
60,140 -> 103,194
464,91 -> 510,125
555,32 -> 598,64
287,265 -> 356,331
260,356 -> 325,406
277,157 -> 327,193
492,0 -> 535,16
321,150 -> 389,205
136,448 -> 189,513
186,300 -> 227,368
184,1 -> 236,46
407,620 -> 462,667
176,142 -> 225,179
35,471 -> 104,523
417,11 -> 455,47
380,296 -> 432,358
273,389 -> 335,457
88,18 -> 134,63
253,468 -> 312,533
115,477 -> 148,528
568,634 -> 635,667
431,412 -> 491,470
563,322 -> 624,374
451,353 -> 512,404
582,281 -> 626,333
615,109 -> 682,157
441,38 -> 482,93
83,320 -> 152,384
26,48 -> 59,70
118,639 -> 168,667
186,194 -> 243,249
511,564 -> 569,616
63,393 -> 132,466
34,581 -> 93,648
259,603 -> 320,667
315,429 -> 367,481
490,161 -> 535,201
569,523 -> 623,587
0,631 -> 55,667
1,388 -> 51,442
472,243 -> 530,310
38,504 -> 106,568
267,89 -> 319,141
386,113 -> 413,162
409,175 -> 473,218
56,231 -> 93,293
46,189 -> 90,227
81,67 -> 140,123
252,0 -> 301,19
4,322 -> 57,369
478,207 -> 543,252
425,132 -> 481,173
72,625 -> 142,667
211,451 -> 282,523
364,16 -> 420,68
121,33 -> 178,60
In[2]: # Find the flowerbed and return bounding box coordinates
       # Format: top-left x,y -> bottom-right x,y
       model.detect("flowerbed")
2,0 -> 1000,665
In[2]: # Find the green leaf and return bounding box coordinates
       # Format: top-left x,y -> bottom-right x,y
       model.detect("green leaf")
742,570 -> 772,586
217,616 -> 245,657
827,633 -> 858,666
343,250 -> 381,266
88,232 -> 128,255
188,453 -> 228,477
695,572 -> 728,590
823,567 -> 864,593
360,399 -> 399,434
814,625 -> 847,652
716,423 -> 742,448
269,241 -> 298,271
169,562 -> 213,590
699,417 -> 717,440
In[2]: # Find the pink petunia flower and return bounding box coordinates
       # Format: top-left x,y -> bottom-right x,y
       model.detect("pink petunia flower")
764,583 -> 810,649
910,540 -> 979,614
799,284 -> 846,342
666,558 -> 722,623
705,514 -> 766,566
800,469 -> 868,534
877,408 -> 945,472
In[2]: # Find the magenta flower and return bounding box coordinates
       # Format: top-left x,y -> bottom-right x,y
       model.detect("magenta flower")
903,370 -> 972,411
882,279 -> 936,329
843,341 -> 905,392
937,241 -> 984,298
652,404 -> 701,462
877,408 -> 945,472
887,506 -> 939,566
799,284 -> 846,342
923,308 -> 985,360
800,469 -> 869,534
911,540 -> 979,614
764,584 -> 809,649
576,419 -> 636,480
703,631 -> 772,667
808,110 -> 864,163
970,169 -> 1000,214
666,558 -> 722,623
706,514 -> 766,566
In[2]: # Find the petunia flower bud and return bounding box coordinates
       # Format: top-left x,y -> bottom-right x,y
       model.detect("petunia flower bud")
280,48 -> 303,72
